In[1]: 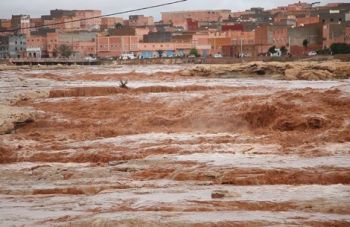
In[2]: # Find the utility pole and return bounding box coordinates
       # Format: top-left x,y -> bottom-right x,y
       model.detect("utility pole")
288,36 -> 291,53
240,38 -> 243,58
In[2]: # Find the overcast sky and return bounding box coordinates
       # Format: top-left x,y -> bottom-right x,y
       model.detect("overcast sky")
0,0 -> 344,19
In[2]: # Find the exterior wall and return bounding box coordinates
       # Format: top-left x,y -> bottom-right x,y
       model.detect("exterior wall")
26,35 -> 47,57
101,17 -> 123,31
8,35 -> 27,58
0,19 -> 12,29
0,36 -> 9,59
30,18 -> 44,30
44,17 -> 81,32
129,15 -> 154,26
209,37 -> 231,54
138,42 -> 193,58
255,25 -> 288,53
11,15 -> 30,35
186,19 -> 199,31
161,10 -> 231,27
288,23 -> 323,55
232,44 -> 257,57
346,26 -> 350,44
97,35 -> 139,57
143,32 -> 172,43
221,24 -> 244,32
71,41 -> 96,57
47,32 -> 59,57
229,30 -> 255,45
323,23 -> 347,48
135,27 -> 150,41
26,47 -> 41,58
296,16 -> 319,26
58,32 -> 97,57
74,10 -> 101,30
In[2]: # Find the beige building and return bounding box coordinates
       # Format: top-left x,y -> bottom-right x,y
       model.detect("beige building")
161,10 -> 231,27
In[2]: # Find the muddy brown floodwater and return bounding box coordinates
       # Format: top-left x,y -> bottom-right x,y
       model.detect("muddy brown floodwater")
0,65 -> 350,226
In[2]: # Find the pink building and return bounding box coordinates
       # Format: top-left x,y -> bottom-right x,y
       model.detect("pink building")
47,32 -> 59,57
97,34 -> 139,57
128,15 -> 154,27
161,10 -> 231,27
101,17 -> 124,31
74,10 -> 102,30
11,15 -> 30,35
26,35 -> 48,57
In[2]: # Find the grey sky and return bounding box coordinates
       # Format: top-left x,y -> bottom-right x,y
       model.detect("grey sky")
0,0 -> 344,19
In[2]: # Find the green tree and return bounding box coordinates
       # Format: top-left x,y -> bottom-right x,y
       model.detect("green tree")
303,39 -> 309,49
115,23 -> 123,29
330,43 -> 350,55
280,46 -> 288,56
268,46 -> 277,55
189,48 -> 199,57
157,50 -> 164,58
57,44 -> 73,58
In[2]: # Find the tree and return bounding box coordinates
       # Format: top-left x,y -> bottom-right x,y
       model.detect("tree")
189,48 -> 199,57
115,23 -> 123,29
57,44 -> 73,58
157,50 -> 164,58
303,39 -> 309,49
280,46 -> 288,56
330,43 -> 350,55
268,46 -> 277,55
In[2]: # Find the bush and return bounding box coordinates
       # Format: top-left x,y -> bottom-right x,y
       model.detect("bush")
330,43 -> 350,55
57,44 -> 73,58
189,48 -> 199,57
268,46 -> 277,54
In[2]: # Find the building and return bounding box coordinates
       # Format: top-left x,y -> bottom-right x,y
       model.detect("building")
101,17 -> 124,31
97,34 -> 139,57
26,34 -> 47,57
74,10 -> 102,30
41,9 -> 101,31
143,32 -> 172,43
161,10 -> 231,27
323,23 -> 349,48
288,23 -> 323,55
138,42 -> 193,58
255,25 -> 288,54
9,35 -> 27,58
58,31 -> 97,57
0,19 -> 12,30
128,15 -> 154,27
192,33 -> 211,56
221,24 -> 244,32
0,36 -> 9,58
186,19 -> 199,31
318,3 -> 350,23
11,15 -> 30,35
26,47 -> 41,58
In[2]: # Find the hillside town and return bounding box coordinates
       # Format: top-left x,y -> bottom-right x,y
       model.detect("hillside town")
0,1 -> 350,60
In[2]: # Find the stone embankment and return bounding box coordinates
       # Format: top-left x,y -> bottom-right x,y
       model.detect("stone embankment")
180,60 -> 350,80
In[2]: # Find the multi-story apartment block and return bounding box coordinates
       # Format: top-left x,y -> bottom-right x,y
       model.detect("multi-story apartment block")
128,15 -> 154,27
161,10 -> 231,27
11,15 -> 30,35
